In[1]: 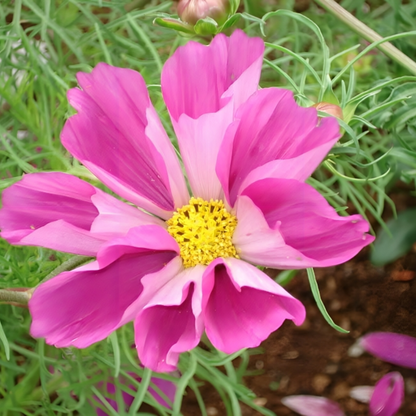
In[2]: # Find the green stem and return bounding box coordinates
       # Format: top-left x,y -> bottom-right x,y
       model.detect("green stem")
314,0 -> 416,76
27,374 -> 66,402
0,289 -> 30,305
29,255 -> 93,292
0,256 -> 93,305
128,367 -> 152,415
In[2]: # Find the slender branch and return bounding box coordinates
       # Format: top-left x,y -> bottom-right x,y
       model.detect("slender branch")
27,255 -> 93,295
0,256 -> 93,306
42,255 -> 93,283
314,0 -> 416,76
0,289 -> 31,305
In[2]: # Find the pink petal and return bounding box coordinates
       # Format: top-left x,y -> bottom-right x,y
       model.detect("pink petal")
17,221 -> 107,257
62,63 -> 188,219
281,395 -> 344,416
172,104 -> 233,200
134,264 -> 205,372
369,372 -> 404,416
162,29 -> 264,121
163,30 -> 263,201
233,195 -> 320,269
90,189 -> 165,238
91,189 -> 166,239
145,104 -> 190,209
216,88 -> 340,205
92,224 -> 180,328
360,332 -> 416,369
30,231 -> 177,348
0,172 -> 107,255
202,258 -> 305,353
97,225 -> 179,269
241,178 -> 374,267
237,140 -> 340,195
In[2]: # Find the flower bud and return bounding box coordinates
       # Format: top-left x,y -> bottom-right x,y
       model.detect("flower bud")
177,0 -> 230,26
313,102 -> 343,120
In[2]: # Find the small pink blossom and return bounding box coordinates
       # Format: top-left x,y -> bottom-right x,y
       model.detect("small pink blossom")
0,30 -> 373,371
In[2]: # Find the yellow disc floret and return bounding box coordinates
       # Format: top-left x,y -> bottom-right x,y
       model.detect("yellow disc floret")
166,197 -> 238,268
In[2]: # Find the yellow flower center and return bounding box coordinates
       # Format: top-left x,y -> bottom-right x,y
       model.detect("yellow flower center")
166,197 -> 238,268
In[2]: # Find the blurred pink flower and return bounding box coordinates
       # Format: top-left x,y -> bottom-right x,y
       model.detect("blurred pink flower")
283,372 -> 404,416
0,30 -> 373,371
360,331 -> 416,369
94,373 -> 176,415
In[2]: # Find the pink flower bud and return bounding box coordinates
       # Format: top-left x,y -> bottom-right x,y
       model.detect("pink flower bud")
177,0 -> 230,25
313,102 -> 343,120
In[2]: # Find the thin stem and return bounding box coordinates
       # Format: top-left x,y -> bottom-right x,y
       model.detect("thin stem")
128,367 -> 152,415
31,255 -> 93,290
314,0 -> 416,76
0,256 -> 92,305
0,289 -> 31,305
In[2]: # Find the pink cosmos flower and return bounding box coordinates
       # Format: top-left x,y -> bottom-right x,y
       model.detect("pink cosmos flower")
0,30 -> 374,372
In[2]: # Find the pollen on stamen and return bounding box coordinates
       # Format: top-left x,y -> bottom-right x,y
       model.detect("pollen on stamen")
166,197 -> 238,268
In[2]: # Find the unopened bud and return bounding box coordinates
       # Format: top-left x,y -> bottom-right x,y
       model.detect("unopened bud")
313,102 -> 343,120
177,0 -> 230,26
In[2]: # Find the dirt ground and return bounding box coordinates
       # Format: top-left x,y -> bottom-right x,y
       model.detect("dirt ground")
181,190 -> 416,415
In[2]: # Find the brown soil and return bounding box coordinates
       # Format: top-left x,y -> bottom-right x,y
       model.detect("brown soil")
181,216 -> 416,415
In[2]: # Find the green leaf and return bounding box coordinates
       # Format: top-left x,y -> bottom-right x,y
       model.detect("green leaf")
0,321 -> 10,361
322,78 -> 340,106
371,208 -> 416,266
153,17 -> 195,34
243,0 -> 265,16
275,270 -> 297,286
221,13 -> 241,30
128,367 -> 152,415
307,268 -> 349,334
229,0 -> 240,14
194,16 -> 218,35
108,332 -> 120,378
